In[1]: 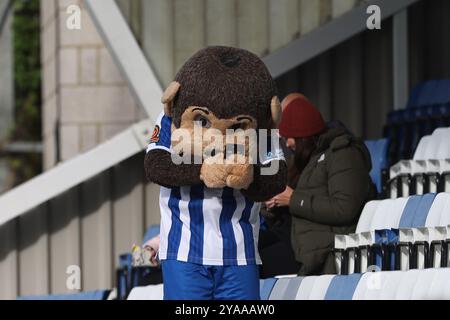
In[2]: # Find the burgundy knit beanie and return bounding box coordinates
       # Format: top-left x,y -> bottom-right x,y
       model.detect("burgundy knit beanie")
279,95 -> 326,138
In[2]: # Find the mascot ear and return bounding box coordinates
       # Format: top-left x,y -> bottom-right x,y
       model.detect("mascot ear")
162,81 -> 181,117
271,96 -> 282,129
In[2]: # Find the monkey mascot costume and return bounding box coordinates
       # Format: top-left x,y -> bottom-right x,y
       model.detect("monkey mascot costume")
145,46 -> 287,300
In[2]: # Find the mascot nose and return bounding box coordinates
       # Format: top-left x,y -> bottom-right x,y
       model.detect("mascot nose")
225,144 -> 245,157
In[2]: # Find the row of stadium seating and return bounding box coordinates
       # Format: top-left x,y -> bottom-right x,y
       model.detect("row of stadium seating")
335,227 -> 449,274
126,268 -> 450,300
388,127 -> 450,198
384,79 -> 450,164
334,193 -> 450,275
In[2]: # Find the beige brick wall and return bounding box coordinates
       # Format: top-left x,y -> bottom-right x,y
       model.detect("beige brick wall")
40,0 -> 140,169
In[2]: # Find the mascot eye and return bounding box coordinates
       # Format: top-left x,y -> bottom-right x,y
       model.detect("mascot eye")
194,115 -> 211,128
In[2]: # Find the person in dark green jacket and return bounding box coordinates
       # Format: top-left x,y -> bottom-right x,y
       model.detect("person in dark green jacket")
268,94 -> 376,276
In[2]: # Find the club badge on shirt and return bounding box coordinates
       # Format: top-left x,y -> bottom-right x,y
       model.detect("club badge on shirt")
150,125 -> 161,143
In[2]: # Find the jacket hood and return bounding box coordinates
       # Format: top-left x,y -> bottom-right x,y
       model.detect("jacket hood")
314,124 -> 373,172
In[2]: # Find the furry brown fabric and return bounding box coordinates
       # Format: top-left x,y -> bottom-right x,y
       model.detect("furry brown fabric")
145,150 -> 202,188
144,46 -> 286,202
171,46 -> 277,130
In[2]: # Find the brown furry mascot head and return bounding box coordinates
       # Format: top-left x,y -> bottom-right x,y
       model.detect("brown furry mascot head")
163,46 -> 281,130
145,46 -> 287,201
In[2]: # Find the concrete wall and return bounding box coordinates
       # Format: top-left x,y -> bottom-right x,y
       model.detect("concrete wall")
40,0 -> 141,170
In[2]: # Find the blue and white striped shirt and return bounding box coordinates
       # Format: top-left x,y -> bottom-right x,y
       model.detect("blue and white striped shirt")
147,111 -> 282,266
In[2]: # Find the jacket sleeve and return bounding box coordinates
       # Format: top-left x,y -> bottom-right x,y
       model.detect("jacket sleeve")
289,147 -> 370,226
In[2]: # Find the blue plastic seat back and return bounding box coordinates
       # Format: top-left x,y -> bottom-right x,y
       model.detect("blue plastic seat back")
407,83 -> 425,108
431,78 -> 450,106
411,193 -> 436,228
399,194 -> 436,228
365,139 -> 389,193
415,80 -> 439,108
260,278 -> 278,300
399,195 -> 422,228
324,274 -> 362,300
142,224 -> 160,245
268,278 -> 292,300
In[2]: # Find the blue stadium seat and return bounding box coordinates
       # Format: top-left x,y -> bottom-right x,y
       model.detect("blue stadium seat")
324,274 -> 363,300
398,195 -> 423,228
384,79 -> 450,165
365,139 -> 390,194
428,80 -> 447,106
414,80 -> 439,108
398,194 -> 436,228
268,278 -> 293,300
142,224 -> 160,245
339,192 -> 450,274
406,83 -> 424,109
411,193 -> 436,227
260,278 -> 278,300
18,290 -> 110,300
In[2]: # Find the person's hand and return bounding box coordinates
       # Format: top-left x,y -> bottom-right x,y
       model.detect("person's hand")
142,245 -> 159,267
272,186 -> 294,207
139,235 -> 161,267
264,198 -> 277,210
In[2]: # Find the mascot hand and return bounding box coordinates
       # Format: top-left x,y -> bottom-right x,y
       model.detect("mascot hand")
200,153 -> 228,188
224,154 -> 254,190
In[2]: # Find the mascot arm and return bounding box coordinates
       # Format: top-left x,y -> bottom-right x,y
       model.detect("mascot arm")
241,160 -> 287,202
144,149 -> 202,188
